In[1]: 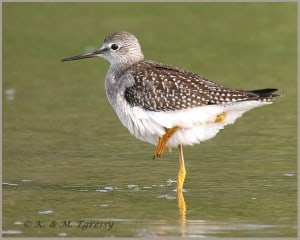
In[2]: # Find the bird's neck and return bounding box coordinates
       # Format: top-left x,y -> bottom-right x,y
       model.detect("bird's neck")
104,54 -> 143,108
104,64 -> 131,110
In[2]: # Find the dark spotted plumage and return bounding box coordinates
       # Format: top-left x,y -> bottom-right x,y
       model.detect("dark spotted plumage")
124,60 -> 279,112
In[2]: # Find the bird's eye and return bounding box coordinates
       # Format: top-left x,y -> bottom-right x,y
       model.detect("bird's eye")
111,44 -> 119,50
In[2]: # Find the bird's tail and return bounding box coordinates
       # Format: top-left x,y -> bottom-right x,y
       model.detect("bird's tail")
246,88 -> 283,101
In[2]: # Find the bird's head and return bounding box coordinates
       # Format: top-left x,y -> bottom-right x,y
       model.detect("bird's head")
61,31 -> 144,67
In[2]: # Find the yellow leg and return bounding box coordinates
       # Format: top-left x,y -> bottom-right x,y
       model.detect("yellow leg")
177,144 -> 186,191
177,144 -> 187,227
153,126 -> 179,159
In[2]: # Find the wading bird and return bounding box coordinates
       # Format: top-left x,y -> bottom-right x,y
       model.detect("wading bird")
62,31 -> 280,195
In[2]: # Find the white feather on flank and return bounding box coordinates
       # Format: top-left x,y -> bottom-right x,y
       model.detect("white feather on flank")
119,100 -> 272,148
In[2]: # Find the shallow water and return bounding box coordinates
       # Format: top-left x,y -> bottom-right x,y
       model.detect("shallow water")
2,92 -> 297,237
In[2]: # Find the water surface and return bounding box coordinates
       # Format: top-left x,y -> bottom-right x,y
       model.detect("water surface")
3,3 -> 297,238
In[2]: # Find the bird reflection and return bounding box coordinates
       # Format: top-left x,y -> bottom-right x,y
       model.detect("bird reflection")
177,189 -> 187,226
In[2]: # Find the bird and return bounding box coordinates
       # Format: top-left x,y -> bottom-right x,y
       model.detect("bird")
61,31 -> 281,193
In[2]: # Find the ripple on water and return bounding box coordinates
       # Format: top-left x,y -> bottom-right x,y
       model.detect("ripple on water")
157,194 -> 176,200
13,221 -> 23,225
57,232 -> 68,237
2,182 -> 18,186
38,210 -> 53,215
283,173 -> 294,177
127,184 -> 139,190
2,230 -> 22,235
92,180 -> 184,197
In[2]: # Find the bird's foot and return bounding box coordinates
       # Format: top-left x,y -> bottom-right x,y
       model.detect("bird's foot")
153,126 -> 179,159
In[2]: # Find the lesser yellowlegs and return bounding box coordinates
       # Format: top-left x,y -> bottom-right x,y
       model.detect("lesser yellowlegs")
62,31 -> 280,193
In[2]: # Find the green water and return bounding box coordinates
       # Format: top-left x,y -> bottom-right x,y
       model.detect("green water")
3,3 -> 297,238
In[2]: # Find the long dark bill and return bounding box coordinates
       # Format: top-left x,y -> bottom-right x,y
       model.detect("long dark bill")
61,49 -> 102,62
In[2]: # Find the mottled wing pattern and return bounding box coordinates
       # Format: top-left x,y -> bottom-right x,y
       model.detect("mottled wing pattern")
124,61 -> 277,111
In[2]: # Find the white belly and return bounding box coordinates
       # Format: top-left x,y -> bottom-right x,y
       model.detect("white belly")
114,98 -> 271,148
